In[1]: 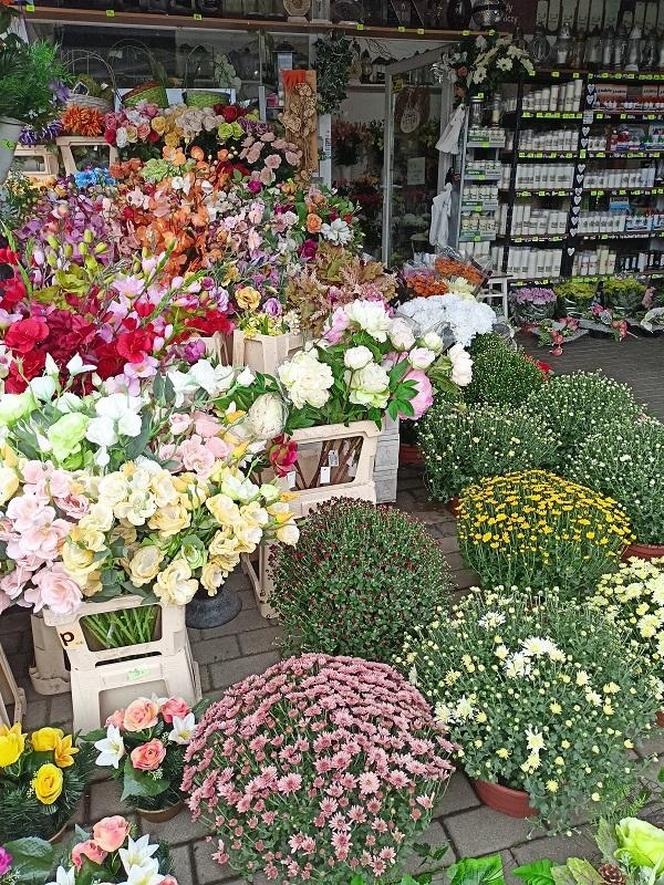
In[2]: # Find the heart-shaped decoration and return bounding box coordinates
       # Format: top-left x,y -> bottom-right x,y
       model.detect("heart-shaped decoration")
573,195 -> 581,206
578,164 -> 586,173
582,126 -> 590,136
574,186 -> 583,194
587,83 -> 596,94
581,137 -> 589,148
567,247 -> 576,255
572,206 -> 580,215
587,93 -> 596,106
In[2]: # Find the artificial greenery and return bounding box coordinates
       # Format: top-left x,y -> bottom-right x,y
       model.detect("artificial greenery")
314,34 -> 353,115
526,371 -> 642,465
0,38 -> 68,126
463,333 -> 547,407
419,401 -> 558,503
571,417 -> 664,544
270,498 -> 452,662
457,470 -> 633,597
396,587 -> 659,831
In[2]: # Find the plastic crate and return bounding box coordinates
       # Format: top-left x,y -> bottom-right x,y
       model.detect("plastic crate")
29,613 -> 70,696
230,330 -> 304,374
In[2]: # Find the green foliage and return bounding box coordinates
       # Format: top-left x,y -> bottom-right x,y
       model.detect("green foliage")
1,837 -> 59,884
449,854 -> 505,885
0,38 -> 68,126
514,859 -> 555,885
463,334 -> 546,407
570,417 -> 664,544
555,279 -> 597,303
271,498 -> 453,662
419,401 -> 558,502
526,371 -> 642,465
314,35 -> 353,115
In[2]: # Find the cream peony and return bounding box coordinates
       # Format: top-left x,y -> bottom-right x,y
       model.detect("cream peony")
154,560 -> 199,606
408,347 -> 437,370
278,350 -> 334,410
389,318 -> 416,351
343,346 -> 373,371
246,393 -> 288,440
449,343 -> 473,387
345,300 -> 392,343
348,362 -> 390,409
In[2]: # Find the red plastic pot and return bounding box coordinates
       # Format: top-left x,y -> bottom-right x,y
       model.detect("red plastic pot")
472,779 -> 538,818
622,543 -> 664,561
399,443 -> 423,466
446,496 -> 460,518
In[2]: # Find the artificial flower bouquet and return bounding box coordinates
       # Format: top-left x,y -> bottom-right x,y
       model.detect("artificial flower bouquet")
457,470 -> 634,598
0,724 -> 94,842
88,696 -> 198,814
444,33 -> 535,103
182,654 -> 455,884
397,588 -> 660,831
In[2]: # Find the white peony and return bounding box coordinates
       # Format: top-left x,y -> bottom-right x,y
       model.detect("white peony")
422,331 -> 443,353
344,345 -> 374,370
408,347 -> 437,370
278,350 -> 334,410
345,299 -> 393,342
347,362 -> 390,409
320,217 -> 353,245
246,393 -> 288,439
449,343 -> 473,387
389,318 -> 416,351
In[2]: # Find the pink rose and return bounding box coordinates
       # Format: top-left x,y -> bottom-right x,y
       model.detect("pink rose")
130,738 -> 167,771
31,564 -> 82,615
123,697 -> 159,732
193,413 -> 222,439
207,437 -> 232,461
323,306 -> 350,345
176,437 -> 215,478
71,840 -> 108,868
170,413 -> 192,436
92,816 -> 130,853
0,565 -> 33,600
161,878 -> 179,885
265,153 -> 282,170
160,697 -> 190,724
402,369 -> 434,420
105,709 -> 125,729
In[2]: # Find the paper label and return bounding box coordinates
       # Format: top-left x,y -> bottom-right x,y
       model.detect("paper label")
328,450 -> 339,467
319,466 -> 331,485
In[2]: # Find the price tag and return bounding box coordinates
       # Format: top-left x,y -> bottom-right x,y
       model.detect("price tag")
397,25 -> 405,30
572,72 -> 580,79
287,471 -> 296,489
328,450 -> 339,467
601,72 -> 609,79
128,667 -> 149,682
105,8 -> 115,14
537,190 -> 545,196
25,3 -> 35,10
462,29 -> 470,35
356,22 -> 364,29
193,11 -> 202,17
551,71 -> 560,78
319,466 -> 331,485
417,27 -> 424,34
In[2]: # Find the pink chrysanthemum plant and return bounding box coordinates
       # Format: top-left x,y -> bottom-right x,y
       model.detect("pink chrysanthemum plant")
182,654 -> 455,884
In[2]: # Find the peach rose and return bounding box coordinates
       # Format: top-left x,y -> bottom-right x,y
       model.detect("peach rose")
72,840 -> 108,868
306,213 -> 322,234
104,709 -> 124,729
92,815 -> 130,853
162,878 -> 179,885
160,697 -> 190,725
130,738 -> 166,771
123,697 -> 159,732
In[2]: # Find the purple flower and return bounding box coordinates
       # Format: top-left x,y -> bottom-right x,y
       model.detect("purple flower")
182,339 -> 208,363
299,239 -> 318,261
263,297 -> 282,317
49,80 -> 70,104
0,847 -> 12,876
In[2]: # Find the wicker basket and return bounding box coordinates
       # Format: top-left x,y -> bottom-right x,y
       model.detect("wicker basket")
184,89 -> 228,108
67,94 -> 113,113
123,81 -> 168,108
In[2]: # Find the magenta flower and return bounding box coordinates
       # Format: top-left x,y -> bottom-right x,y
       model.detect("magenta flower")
0,847 -> 12,876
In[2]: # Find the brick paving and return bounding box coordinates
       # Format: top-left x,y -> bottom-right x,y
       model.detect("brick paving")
2,334 -> 664,883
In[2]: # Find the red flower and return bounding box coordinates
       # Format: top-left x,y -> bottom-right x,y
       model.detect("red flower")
0,247 -> 18,265
147,128 -> 161,144
5,316 -> 49,354
268,435 -> 298,477
116,327 -> 155,364
104,128 -> 117,145
1,275 -> 27,308
5,350 -> 47,392
220,106 -> 239,123
93,341 -> 126,379
184,311 -> 234,336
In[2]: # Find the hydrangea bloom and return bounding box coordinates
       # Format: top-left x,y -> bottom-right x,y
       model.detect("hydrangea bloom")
397,294 -> 496,348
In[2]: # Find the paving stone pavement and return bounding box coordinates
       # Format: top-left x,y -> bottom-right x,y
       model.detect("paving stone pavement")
2,336 -> 664,884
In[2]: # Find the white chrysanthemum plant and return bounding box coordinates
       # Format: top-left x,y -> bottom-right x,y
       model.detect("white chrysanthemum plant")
395,586 -> 661,832
397,294 -> 497,350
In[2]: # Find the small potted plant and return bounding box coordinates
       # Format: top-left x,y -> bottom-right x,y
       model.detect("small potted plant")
87,696 -> 200,823
554,279 -> 598,318
397,587 -> 660,831
571,417 -> 664,558
509,286 -> 557,324
0,724 -> 94,843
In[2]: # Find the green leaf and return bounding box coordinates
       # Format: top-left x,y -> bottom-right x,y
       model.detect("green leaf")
514,859 -> 555,885
595,819 -> 619,864
448,854 -> 505,885
121,756 -> 171,801
551,866 -> 576,885
3,837 -> 57,883
389,358 -> 411,384
565,859 -> 604,885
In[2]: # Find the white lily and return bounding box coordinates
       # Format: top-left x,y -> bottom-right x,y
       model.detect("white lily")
169,712 -> 196,745
118,861 -> 164,885
94,724 -> 125,769
119,835 -> 160,873
46,866 -> 76,885
66,353 -> 96,376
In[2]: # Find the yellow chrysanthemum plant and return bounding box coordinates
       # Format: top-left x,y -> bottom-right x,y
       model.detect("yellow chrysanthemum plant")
0,724 -> 94,842
396,588 -> 661,832
457,470 -> 634,599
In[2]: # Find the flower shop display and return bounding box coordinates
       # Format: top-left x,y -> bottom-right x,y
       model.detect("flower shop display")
463,333 -> 549,406
554,279 -> 597,318
45,816 -> 178,884
603,278 -> 647,318
401,251 -> 489,301
397,587 -> 660,830
0,723 -> 94,842
530,317 -> 587,356
443,33 -> 535,105
183,653 -> 455,884
87,696 -> 199,821
508,287 -> 557,324
457,470 -> 634,597
331,120 -> 365,172
270,499 -> 452,662
571,418 -> 664,552
314,34 -> 353,116
396,293 -> 496,350
418,401 -> 558,506
526,371 -> 642,465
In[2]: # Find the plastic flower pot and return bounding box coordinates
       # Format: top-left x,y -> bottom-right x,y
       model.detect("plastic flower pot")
135,800 -> 184,823
472,779 -> 538,818
623,543 -> 664,561
185,585 -> 242,629
656,711 -> 664,728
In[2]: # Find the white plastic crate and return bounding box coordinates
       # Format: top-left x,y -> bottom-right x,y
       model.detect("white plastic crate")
30,613 -> 70,696
374,416 -> 399,503
230,330 -> 303,374
56,136 -> 118,176
0,640 -> 25,727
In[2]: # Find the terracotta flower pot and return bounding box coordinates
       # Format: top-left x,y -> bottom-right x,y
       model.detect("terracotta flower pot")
446,496 -> 460,518
136,800 -> 184,823
472,779 -> 538,818
622,543 -> 664,561
399,443 -> 422,466
656,711 -> 664,728
47,821 -> 69,844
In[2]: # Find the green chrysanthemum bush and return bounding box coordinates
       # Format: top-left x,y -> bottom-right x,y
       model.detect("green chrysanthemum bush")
590,557 -> 664,674
419,401 -> 558,503
395,587 -> 661,831
457,470 -> 634,597
526,371 -> 642,464
463,333 -> 547,406
270,498 -> 452,662
571,418 -> 664,545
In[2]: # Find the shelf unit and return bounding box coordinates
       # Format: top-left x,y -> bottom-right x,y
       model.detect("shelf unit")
483,68 -> 664,284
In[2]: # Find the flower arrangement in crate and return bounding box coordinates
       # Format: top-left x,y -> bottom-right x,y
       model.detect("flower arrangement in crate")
397,587 -> 661,831
401,250 -> 488,300
182,654 -> 455,884
88,696 -> 200,818
0,724 -> 94,842
457,470 -> 634,598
